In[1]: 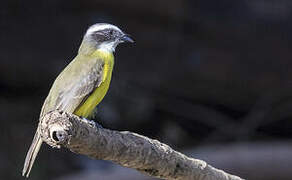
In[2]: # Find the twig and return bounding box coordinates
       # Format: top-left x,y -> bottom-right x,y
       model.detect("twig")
39,110 -> 244,180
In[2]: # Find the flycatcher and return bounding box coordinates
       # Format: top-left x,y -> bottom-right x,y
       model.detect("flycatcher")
22,23 -> 133,177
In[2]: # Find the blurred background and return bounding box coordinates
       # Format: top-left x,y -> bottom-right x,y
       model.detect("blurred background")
1,0 -> 292,179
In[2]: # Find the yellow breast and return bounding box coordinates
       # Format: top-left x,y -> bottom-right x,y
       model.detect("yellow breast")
74,50 -> 114,118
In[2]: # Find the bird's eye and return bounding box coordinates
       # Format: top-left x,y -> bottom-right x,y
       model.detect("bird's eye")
109,30 -> 114,35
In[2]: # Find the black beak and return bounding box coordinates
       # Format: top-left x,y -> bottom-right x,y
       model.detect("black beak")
120,34 -> 134,43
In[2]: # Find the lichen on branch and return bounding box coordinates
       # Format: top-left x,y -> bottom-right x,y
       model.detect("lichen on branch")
39,110 -> 244,180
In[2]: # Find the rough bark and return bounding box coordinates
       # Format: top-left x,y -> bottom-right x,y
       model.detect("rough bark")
39,110 -> 244,180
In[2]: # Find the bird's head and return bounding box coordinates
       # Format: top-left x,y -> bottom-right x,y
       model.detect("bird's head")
82,23 -> 134,53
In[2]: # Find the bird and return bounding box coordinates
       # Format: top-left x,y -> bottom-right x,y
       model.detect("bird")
22,23 -> 134,177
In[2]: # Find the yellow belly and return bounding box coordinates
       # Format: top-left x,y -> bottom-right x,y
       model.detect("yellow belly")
74,50 -> 114,118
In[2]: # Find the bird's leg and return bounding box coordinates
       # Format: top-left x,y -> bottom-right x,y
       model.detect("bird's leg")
81,117 -> 103,128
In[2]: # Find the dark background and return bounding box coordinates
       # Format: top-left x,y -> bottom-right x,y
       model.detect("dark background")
1,0 -> 292,179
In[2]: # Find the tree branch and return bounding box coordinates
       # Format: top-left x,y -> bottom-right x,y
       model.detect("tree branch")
39,110 -> 244,180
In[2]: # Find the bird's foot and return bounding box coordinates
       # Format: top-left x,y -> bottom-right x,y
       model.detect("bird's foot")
81,117 -> 103,128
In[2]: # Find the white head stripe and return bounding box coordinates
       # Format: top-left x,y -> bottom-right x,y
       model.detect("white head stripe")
85,23 -> 122,36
